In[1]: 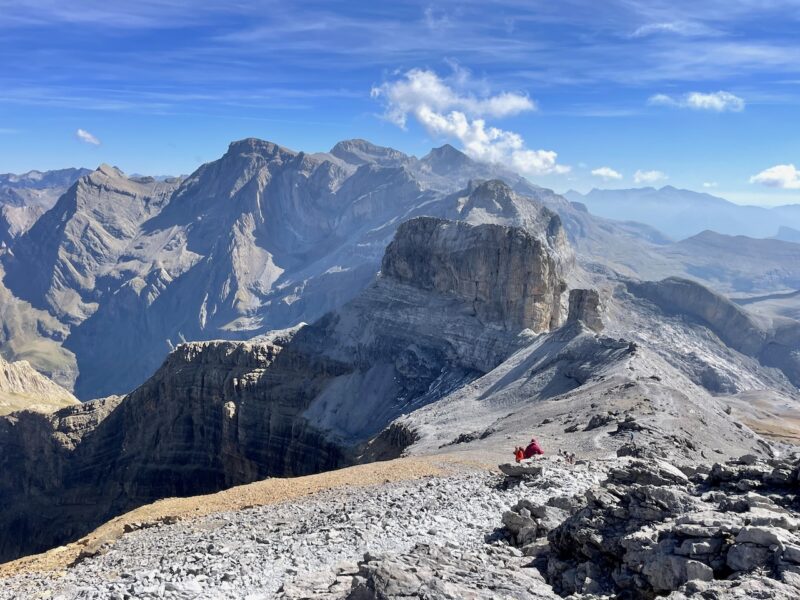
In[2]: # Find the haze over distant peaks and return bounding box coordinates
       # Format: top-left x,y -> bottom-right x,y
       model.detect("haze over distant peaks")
565,185 -> 800,240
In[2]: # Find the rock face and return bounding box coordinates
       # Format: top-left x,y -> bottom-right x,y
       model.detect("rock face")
567,289 -> 603,332
0,355 -> 78,415
382,217 -> 566,332
0,394 -> 122,561
0,338 -> 343,562
0,215 -> 570,562
500,455 -> 800,598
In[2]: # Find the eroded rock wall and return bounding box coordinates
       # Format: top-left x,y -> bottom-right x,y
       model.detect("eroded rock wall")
382,217 -> 566,332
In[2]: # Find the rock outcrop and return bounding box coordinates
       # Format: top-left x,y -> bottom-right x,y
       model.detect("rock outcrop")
0,355 -> 78,415
382,217 -> 566,332
501,455 -> 800,598
567,288 -> 604,332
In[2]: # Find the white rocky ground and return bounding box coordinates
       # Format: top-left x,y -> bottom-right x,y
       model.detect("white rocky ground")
5,451 -> 800,600
0,460 -> 602,600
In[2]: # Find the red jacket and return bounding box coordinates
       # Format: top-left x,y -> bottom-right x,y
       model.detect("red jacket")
524,440 -> 544,458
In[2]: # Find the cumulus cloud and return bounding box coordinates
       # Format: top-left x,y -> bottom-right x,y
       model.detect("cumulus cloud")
591,166 -> 623,181
371,68 -> 569,177
648,91 -> 745,112
703,181 -> 718,188
75,128 -> 101,145
634,169 -> 668,184
750,164 -> 800,190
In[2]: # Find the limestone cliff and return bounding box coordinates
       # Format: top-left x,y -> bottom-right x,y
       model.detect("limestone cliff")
381,217 -> 566,332
567,289 -> 604,332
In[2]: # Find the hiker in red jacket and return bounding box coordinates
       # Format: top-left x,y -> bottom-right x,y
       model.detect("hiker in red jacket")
523,438 -> 544,459
513,446 -> 525,463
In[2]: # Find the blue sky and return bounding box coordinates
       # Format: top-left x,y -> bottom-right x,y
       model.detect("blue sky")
1,1 -> 799,205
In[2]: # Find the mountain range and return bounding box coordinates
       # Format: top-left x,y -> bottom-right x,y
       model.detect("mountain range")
565,186 -> 800,241
3,140 -> 800,401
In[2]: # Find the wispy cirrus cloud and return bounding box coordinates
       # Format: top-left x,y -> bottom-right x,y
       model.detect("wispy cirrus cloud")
631,21 -> 721,38
750,164 -> 800,190
0,0 -> 250,28
591,166 -> 623,180
75,128 -> 101,145
634,169 -> 668,184
372,68 -> 569,177
648,91 -> 746,112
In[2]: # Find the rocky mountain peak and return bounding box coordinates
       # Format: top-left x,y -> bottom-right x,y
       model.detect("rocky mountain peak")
225,138 -> 296,162
420,143 -> 472,174
94,163 -> 125,178
0,167 -> 91,192
0,355 -> 78,416
329,139 -> 410,167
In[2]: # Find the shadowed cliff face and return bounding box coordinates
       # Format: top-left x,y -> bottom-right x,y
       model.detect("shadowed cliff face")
0,215 -> 571,563
0,340 -> 350,563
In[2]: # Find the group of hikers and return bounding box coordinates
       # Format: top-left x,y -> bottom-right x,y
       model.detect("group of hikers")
512,437 -> 576,465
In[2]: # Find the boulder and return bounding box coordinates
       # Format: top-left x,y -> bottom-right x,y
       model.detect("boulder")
499,462 -> 546,478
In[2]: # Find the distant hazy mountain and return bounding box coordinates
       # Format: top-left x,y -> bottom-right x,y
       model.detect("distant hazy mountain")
564,186 -> 800,241
773,226 -> 800,243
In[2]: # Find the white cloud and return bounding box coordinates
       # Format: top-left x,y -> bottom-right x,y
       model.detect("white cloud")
372,68 -> 569,177
423,7 -> 451,31
591,166 -> 623,180
702,181 -> 718,188
634,169 -> 668,184
75,128 -> 101,145
631,21 -> 720,38
648,91 -> 745,112
648,94 -> 678,107
373,68 -> 535,127
750,164 -> 800,190
686,91 -> 745,111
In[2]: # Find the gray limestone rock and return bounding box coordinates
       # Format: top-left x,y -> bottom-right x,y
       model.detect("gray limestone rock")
382,216 -> 567,332
568,288 -> 604,332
